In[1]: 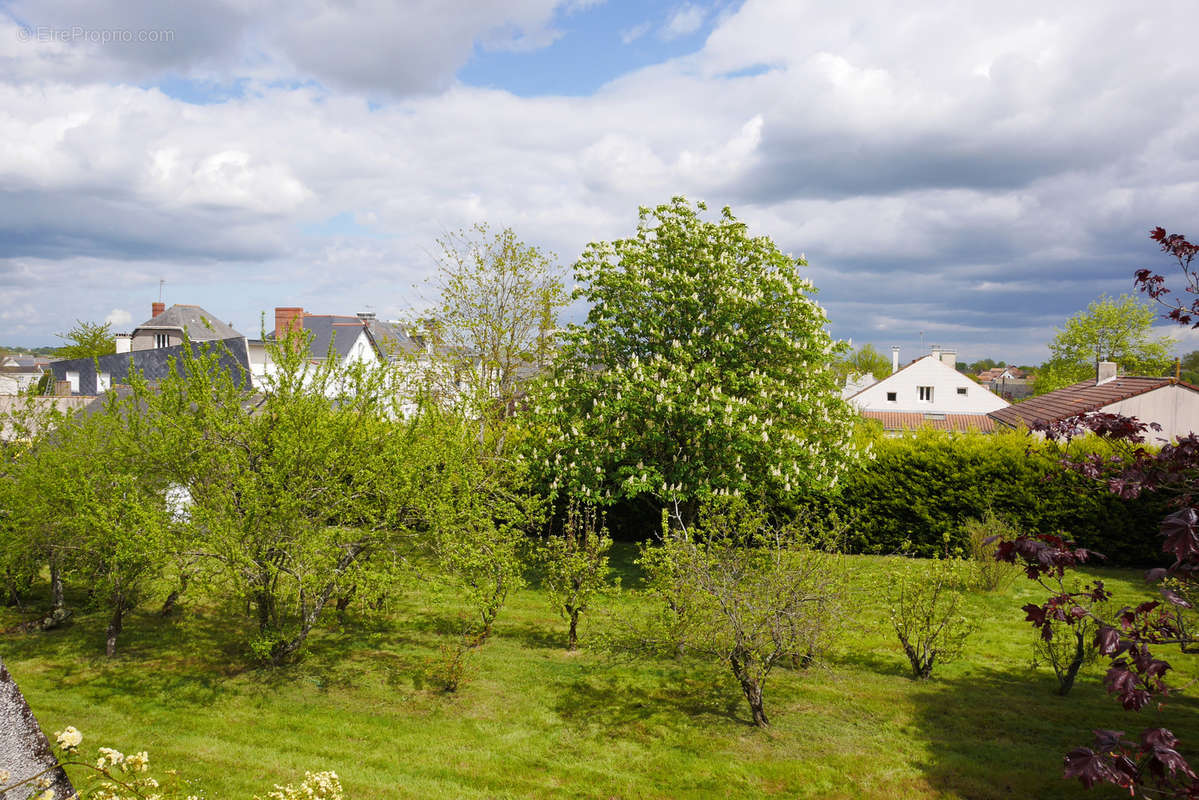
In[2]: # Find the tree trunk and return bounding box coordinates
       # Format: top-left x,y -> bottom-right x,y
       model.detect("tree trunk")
1057,630 -> 1087,696
730,650 -> 769,727
567,610 -> 579,650
105,602 -> 124,658
49,556 -> 65,611
336,584 -> 356,622
160,571 -> 191,617
254,588 -> 274,634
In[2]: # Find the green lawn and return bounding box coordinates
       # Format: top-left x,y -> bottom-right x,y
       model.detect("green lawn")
2,548 -> 1196,799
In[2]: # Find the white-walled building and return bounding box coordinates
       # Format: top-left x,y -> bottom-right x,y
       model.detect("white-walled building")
846,347 -> 1009,432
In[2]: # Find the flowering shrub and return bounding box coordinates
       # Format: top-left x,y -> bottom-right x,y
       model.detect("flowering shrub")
0,727 -> 344,800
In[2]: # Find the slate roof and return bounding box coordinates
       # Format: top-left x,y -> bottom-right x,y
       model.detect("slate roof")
271,315 -> 425,360
861,410 -> 996,433
988,377 -> 1198,429
135,304 -> 244,341
49,337 -> 253,396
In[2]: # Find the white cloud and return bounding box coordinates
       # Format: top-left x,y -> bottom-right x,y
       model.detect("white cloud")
620,21 -> 651,44
661,4 -> 707,40
105,308 -> 132,327
0,0 -> 1197,365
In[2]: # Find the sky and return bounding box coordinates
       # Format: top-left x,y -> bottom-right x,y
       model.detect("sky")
1,0 -> 1197,364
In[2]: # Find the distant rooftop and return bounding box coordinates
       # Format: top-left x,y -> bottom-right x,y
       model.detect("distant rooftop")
135,304 -> 245,341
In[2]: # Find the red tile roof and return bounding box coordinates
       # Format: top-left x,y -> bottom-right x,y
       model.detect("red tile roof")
989,377 -> 1199,428
861,410 -> 997,433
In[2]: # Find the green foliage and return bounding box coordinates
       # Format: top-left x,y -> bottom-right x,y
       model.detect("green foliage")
1180,349 -> 1199,384
638,498 -> 846,726
2,397 -> 172,655
54,320 -> 116,360
429,223 -> 568,417
526,197 -> 860,511
1035,294 -> 1173,394
962,511 -> 1022,592
889,559 -> 976,679
422,411 -> 539,641
538,500 -> 615,649
835,343 -> 892,383
125,332 -> 428,664
826,429 -> 1169,565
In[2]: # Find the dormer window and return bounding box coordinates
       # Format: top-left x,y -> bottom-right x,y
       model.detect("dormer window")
155,333 -> 169,348
917,386 -> 934,403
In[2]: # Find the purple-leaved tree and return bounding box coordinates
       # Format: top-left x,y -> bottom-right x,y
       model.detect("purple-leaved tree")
996,228 -> 1199,797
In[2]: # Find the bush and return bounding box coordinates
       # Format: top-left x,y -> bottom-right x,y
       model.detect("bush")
825,429 -> 1169,566
1030,584 -> 1110,696
889,559 -> 976,679
638,499 -> 846,726
963,511 -> 1022,592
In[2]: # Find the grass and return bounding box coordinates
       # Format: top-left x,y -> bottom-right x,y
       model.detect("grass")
2,546 -> 1197,799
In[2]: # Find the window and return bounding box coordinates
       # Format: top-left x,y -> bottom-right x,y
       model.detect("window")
886,391 -> 897,402
956,387 -> 967,396
97,372 -> 110,392
917,386 -> 933,403
154,333 -> 169,348
66,371 -> 79,393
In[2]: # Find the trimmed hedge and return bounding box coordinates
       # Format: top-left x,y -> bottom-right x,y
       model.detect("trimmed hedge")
822,429 -> 1170,566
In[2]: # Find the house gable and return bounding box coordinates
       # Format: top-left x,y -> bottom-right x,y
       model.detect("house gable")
848,355 -> 1009,415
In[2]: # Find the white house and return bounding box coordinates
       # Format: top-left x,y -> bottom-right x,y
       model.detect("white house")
847,347 -> 1009,432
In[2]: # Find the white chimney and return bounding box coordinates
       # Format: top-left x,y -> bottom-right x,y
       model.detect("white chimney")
940,348 -> 957,368
114,334 -> 132,354
891,346 -> 900,374
1097,362 -> 1118,385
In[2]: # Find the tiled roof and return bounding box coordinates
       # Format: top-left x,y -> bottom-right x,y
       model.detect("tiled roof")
861,410 -> 996,433
989,377 -> 1197,428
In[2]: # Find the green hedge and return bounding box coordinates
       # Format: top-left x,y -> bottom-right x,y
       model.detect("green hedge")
819,429 -> 1170,566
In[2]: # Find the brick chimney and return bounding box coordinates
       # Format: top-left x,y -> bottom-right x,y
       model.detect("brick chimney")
151,301 -> 165,318
274,307 -> 303,338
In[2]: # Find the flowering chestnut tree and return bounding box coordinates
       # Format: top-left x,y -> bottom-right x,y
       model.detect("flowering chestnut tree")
995,227 -> 1199,796
526,198 -> 859,516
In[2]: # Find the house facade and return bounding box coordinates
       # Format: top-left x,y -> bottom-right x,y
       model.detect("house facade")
847,348 -> 1010,433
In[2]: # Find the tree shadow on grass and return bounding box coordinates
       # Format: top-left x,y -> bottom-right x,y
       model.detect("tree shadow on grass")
551,665 -> 750,736
903,663 -> 1199,799
501,622 -> 567,651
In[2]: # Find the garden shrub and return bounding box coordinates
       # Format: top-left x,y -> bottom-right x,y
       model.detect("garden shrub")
889,559 -> 976,679
825,429 -> 1169,566
962,511 -> 1022,592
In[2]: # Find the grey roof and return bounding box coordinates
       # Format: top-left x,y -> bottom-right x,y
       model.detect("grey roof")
271,315 -> 425,360
135,304 -> 244,341
49,337 -> 252,396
